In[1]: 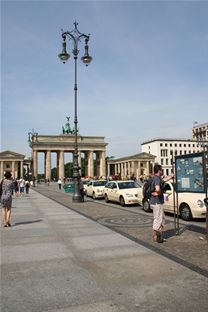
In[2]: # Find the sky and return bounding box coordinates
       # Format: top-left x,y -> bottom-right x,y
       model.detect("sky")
1,0 -> 208,165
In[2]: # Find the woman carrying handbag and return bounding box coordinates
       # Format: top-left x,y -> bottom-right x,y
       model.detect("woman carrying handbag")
1,171 -> 13,227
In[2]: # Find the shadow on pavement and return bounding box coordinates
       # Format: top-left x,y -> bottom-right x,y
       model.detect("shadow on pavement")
13,219 -> 43,226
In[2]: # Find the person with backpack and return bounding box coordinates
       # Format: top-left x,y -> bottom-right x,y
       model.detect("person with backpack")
25,179 -> 30,194
149,164 -> 173,243
14,178 -> 19,197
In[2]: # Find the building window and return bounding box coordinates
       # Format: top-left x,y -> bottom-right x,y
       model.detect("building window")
184,144 -> 186,147
170,143 -> 172,147
160,143 -> 163,147
161,149 -> 167,157
165,143 -> 167,147
166,159 -> 168,165
179,144 -> 182,147
175,144 -> 177,147
166,169 -> 169,176
161,158 -> 164,165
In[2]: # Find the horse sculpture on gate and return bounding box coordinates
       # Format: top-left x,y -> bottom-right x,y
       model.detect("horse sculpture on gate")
62,117 -> 78,135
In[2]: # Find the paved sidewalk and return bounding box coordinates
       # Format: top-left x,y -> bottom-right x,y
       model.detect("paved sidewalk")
35,183 -> 208,276
1,189 -> 208,312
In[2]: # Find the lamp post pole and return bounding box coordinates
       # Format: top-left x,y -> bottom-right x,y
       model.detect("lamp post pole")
58,22 -> 92,202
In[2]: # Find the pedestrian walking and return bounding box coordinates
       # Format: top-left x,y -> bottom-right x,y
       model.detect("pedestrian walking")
149,164 -> 173,243
19,177 -> 25,196
1,171 -> 14,227
57,179 -> 62,190
25,180 -> 30,194
14,178 -> 19,197
80,180 -> 84,202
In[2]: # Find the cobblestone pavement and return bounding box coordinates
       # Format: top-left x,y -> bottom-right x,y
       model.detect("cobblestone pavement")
35,183 -> 208,278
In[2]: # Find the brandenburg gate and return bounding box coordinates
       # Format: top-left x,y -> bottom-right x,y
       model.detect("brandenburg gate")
28,132 -> 107,180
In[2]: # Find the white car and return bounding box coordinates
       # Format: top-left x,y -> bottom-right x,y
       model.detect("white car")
85,180 -> 107,199
141,181 -> 207,221
103,180 -> 140,206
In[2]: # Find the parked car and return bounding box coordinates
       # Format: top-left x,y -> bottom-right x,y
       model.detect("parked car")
141,180 -> 207,221
103,180 -> 140,206
85,180 -> 107,199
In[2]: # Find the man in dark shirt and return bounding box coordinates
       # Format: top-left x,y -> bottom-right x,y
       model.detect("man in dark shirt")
150,164 -> 173,243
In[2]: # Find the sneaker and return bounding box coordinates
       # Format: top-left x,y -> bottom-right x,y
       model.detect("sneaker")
156,232 -> 164,243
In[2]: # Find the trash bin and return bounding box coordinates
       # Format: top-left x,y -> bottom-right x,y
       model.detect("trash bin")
63,183 -> 75,193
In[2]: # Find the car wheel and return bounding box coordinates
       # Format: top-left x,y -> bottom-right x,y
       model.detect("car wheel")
143,199 -> 151,212
92,192 -> 96,200
119,196 -> 125,207
180,203 -> 193,221
105,194 -> 109,203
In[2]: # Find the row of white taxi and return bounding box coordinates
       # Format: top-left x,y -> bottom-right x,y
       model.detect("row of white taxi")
84,179 -> 207,221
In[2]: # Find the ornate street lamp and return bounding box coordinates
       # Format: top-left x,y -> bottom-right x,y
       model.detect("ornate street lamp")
58,21 -> 92,202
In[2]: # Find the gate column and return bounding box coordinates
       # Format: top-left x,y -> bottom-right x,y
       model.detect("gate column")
146,161 -> 150,175
59,150 -> 65,180
99,151 -> 106,178
56,151 -> 59,180
121,163 -> 124,179
45,151 -> 51,181
0,161 -> 3,178
12,161 -> 15,178
33,151 -> 38,179
20,161 -> 24,178
87,151 -> 94,178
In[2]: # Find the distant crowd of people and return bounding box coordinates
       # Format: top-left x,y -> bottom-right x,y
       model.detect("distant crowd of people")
12,177 -> 31,196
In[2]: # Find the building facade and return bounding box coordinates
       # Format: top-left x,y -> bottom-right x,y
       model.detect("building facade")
141,138 -> 207,176
107,152 -> 156,179
192,122 -> 208,141
0,151 -> 26,179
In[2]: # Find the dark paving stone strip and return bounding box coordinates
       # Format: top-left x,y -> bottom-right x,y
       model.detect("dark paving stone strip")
35,187 -> 208,279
